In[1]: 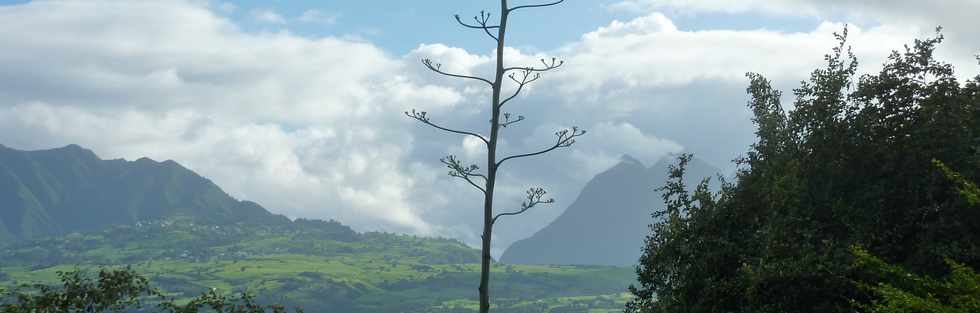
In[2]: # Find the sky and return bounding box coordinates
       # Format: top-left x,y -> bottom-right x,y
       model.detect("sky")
1,0 -> 978,255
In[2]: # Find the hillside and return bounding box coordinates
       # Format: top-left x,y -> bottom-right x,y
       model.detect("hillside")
0,218 -> 635,312
0,144 -> 285,242
501,155 -> 720,266
0,144 -> 637,312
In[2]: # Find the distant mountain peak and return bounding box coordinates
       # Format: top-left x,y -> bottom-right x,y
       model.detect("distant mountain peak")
619,154 -> 644,166
48,144 -> 100,160
501,154 -> 722,266
0,144 -> 287,243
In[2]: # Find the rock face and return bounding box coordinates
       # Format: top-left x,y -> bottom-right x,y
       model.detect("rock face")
500,155 -> 720,266
0,144 -> 286,242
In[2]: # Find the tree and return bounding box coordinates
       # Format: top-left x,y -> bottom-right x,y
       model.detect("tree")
0,268 -> 304,313
628,28 -> 980,313
405,1 -> 583,312
850,163 -> 980,313
852,246 -> 980,313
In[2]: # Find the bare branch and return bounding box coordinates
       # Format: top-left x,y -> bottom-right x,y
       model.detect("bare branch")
441,155 -> 487,194
499,69 -> 541,108
503,57 -> 565,74
497,126 -> 586,167
499,112 -> 526,128
405,109 -> 489,145
508,0 -> 565,13
492,187 -> 554,224
454,11 -> 499,42
422,58 -> 494,86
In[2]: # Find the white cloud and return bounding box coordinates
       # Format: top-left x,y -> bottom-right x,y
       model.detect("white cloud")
610,0 -> 980,18
558,18 -> 926,94
250,8 -> 285,24
1,0 -> 977,256
298,9 -> 338,25
610,0 -> 980,64
0,0 -> 443,235
585,11 -> 677,39
566,122 -> 683,178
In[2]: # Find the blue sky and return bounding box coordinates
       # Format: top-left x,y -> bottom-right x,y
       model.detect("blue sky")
0,0 -> 828,55
0,0 -> 977,254
208,0 -> 824,54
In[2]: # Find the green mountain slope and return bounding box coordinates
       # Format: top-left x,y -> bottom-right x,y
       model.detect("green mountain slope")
0,218 -> 634,312
0,145 -> 636,312
0,144 -> 285,242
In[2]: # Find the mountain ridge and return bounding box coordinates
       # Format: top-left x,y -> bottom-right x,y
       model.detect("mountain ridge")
0,144 -> 287,242
500,154 -> 720,266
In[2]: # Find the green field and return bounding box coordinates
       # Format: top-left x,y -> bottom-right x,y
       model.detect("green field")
0,217 -> 634,312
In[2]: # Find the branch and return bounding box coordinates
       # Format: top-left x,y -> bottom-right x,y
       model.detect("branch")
503,57 -> 565,74
497,126 -> 586,167
499,68 -> 541,108
422,58 -> 494,86
508,0 -> 565,13
454,11 -> 499,42
405,109 -> 489,145
499,112 -> 526,128
492,187 -> 554,224
441,155 -> 487,194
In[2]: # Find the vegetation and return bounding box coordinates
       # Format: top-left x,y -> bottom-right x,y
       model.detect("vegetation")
628,28 -> 980,313
0,144 -> 288,244
0,218 -> 634,312
852,246 -> 980,313
0,267 -> 303,312
851,160 -> 980,313
406,0 -> 581,311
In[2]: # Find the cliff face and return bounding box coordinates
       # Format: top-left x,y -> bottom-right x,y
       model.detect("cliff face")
500,155 -> 720,266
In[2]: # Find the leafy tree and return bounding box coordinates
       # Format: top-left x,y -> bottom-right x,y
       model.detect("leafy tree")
849,161 -> 980,313
406,0 -> 582,312
0,268 -> 303,313
628,27 -> 980,313
1,267 -> 155,313
852,246 -> 980,313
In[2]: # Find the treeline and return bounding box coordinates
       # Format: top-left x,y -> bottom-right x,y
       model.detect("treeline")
0,268 -> 305,313
629,29 -> 980,312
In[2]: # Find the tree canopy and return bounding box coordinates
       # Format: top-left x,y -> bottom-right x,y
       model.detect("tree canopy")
0,267 -> 304,313
628,28 -> 980,313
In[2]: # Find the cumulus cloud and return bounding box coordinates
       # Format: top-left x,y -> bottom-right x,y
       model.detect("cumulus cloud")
1,0 -> 977,256
298,9 -> 339,25
250,8 -> 286,24
610,0 -> 980,18
565,122 -> 683,178
610,0 -> 980,66
0,0 -> 448,235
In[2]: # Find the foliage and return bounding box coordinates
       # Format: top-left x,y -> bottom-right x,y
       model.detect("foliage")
0,267 -> 303,313
0,219 -> 633,312
628,27 -> 980,313
1,267 -> 154,313
851,246 -> 980,313
847,161 -> 980,313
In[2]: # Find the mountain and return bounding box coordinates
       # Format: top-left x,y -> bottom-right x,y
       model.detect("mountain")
0,144 -> 286,242
500,155 -> 720,266
0,144 -> 638,312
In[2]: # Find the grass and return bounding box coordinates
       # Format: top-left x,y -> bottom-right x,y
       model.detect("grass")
0,218 -> 637,312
